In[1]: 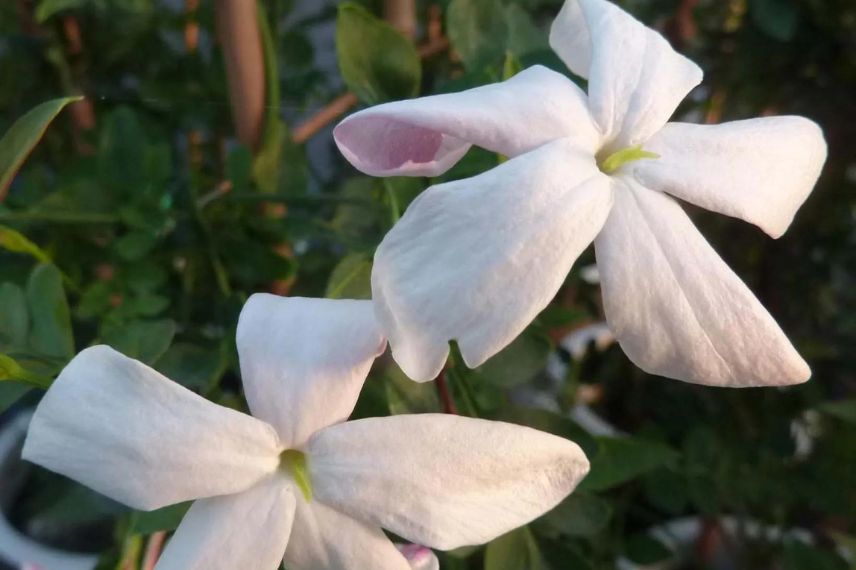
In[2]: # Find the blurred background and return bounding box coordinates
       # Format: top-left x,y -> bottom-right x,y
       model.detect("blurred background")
0,0 -> 854,568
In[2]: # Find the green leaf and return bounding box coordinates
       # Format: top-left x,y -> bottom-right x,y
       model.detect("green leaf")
156,342 -> 226,391
448,0 -> 508,71
98,107 -> 147,195
782,541 -> 848,570
750,0 -> 799,41
534,494 -> 612,539
473,329 -> 552,388
504,4 -> 548,57
0,225 -> 51,264
0,382 -> 31,414
26,263 -> 74,359
385,362 -> 440,414
336,3 -> 421,104
102,319 -> 176,364
0,96 -> 81,197
0,282 -> 29,348
326,253 -> 372,299
35,0 -> 87,22
818,400 -> 856,424
0,353 -> 52,389
623,534 -> 673,565
132,502 -> 191,534
579,436 -> 678,492
484,527 -> 545,570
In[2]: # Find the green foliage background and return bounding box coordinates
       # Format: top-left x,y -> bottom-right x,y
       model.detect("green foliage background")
0,0 -> 854,568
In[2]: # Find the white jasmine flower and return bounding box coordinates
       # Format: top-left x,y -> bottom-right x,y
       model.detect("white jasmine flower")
333,0 -> 827,387
22,295 -> 589,570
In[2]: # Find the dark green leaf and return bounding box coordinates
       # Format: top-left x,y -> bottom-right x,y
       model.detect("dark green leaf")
337,3 -> 421,104
0,282 -> 29,348
484,527 -> 545,570
156,342 -> 226,390
623,534 -> 673,565
817,400 -> 856,424
448,0 -> 508,70
534,494 -> 612,538
132,502 -> 191,534
579,436 -> 678,492
102,319 -> 176,364
750,0 -> 799,41
26,263 -> 74,359
0,96 -> 81,196
474,329 -> 552,388
326,253 -> 372,300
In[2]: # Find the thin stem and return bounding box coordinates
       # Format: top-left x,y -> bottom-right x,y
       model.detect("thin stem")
141,531 -> 167,570
435,369 -> 458,415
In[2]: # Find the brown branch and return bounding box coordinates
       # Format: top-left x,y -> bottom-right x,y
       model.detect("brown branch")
435,369 -> 458,415
215,0 -> 266,150
384,0 -> 417,40
141,532 -> 167,570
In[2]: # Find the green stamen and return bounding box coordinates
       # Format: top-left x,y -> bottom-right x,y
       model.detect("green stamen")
598,145 -> 660,174
280,449 -> 313,502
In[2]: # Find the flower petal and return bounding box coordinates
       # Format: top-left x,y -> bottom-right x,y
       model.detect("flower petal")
22,345 -> 281,511
236,294 -> 385,448
372,138 -> 613,381
594,178 -> 810,386
334,65 -> 600,177
156,477 -> 295,570
549,0 -> 702,145
284,499 -> 409,570
308,414 -> 589,550
397,545 -> 440,570
633,117 -> 827,238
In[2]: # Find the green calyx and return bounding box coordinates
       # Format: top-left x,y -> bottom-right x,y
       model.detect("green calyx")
280,449 -> 313,502
598,145 -> 660,174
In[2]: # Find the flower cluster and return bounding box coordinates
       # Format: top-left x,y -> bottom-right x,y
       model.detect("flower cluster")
22,0 -> 826,568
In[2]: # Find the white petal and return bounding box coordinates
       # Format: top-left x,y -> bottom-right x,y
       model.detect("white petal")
397,545 -> 440,570
284,499 -> 409,570
633,117 -> 827,238
372,138 -> 613,381
308,414 -> 589,550
156,477 -> 295,570
549,0 -> 702,145
334,65 -> 600,177
236,295 -> 385,448
594,179 -> 810,386
22,345 -> 281,511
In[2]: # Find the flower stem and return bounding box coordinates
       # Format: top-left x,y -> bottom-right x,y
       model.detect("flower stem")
435,369 -> 458,415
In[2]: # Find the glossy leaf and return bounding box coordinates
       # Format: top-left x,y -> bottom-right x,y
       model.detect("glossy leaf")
26,263 -> 74,360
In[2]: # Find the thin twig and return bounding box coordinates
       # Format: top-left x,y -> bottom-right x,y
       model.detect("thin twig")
435,369 -> 458,415
141,531 -> 167,570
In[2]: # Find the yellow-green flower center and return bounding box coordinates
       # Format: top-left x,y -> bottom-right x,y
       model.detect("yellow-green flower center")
598,145 -> 660,174
280,449 -> 313,502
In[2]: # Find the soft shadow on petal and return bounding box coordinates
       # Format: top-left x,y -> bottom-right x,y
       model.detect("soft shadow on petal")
334,65 -> 600,177
308,414 -> 589,550
372,138 -> 613,381
549,0 -> 702,146
594,178 -> 811,387
237,295 -> 385,447
22,345 -> 281,511
284,499 -> 410,570
634,116 -> 827,238
156,477 -> 295,570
